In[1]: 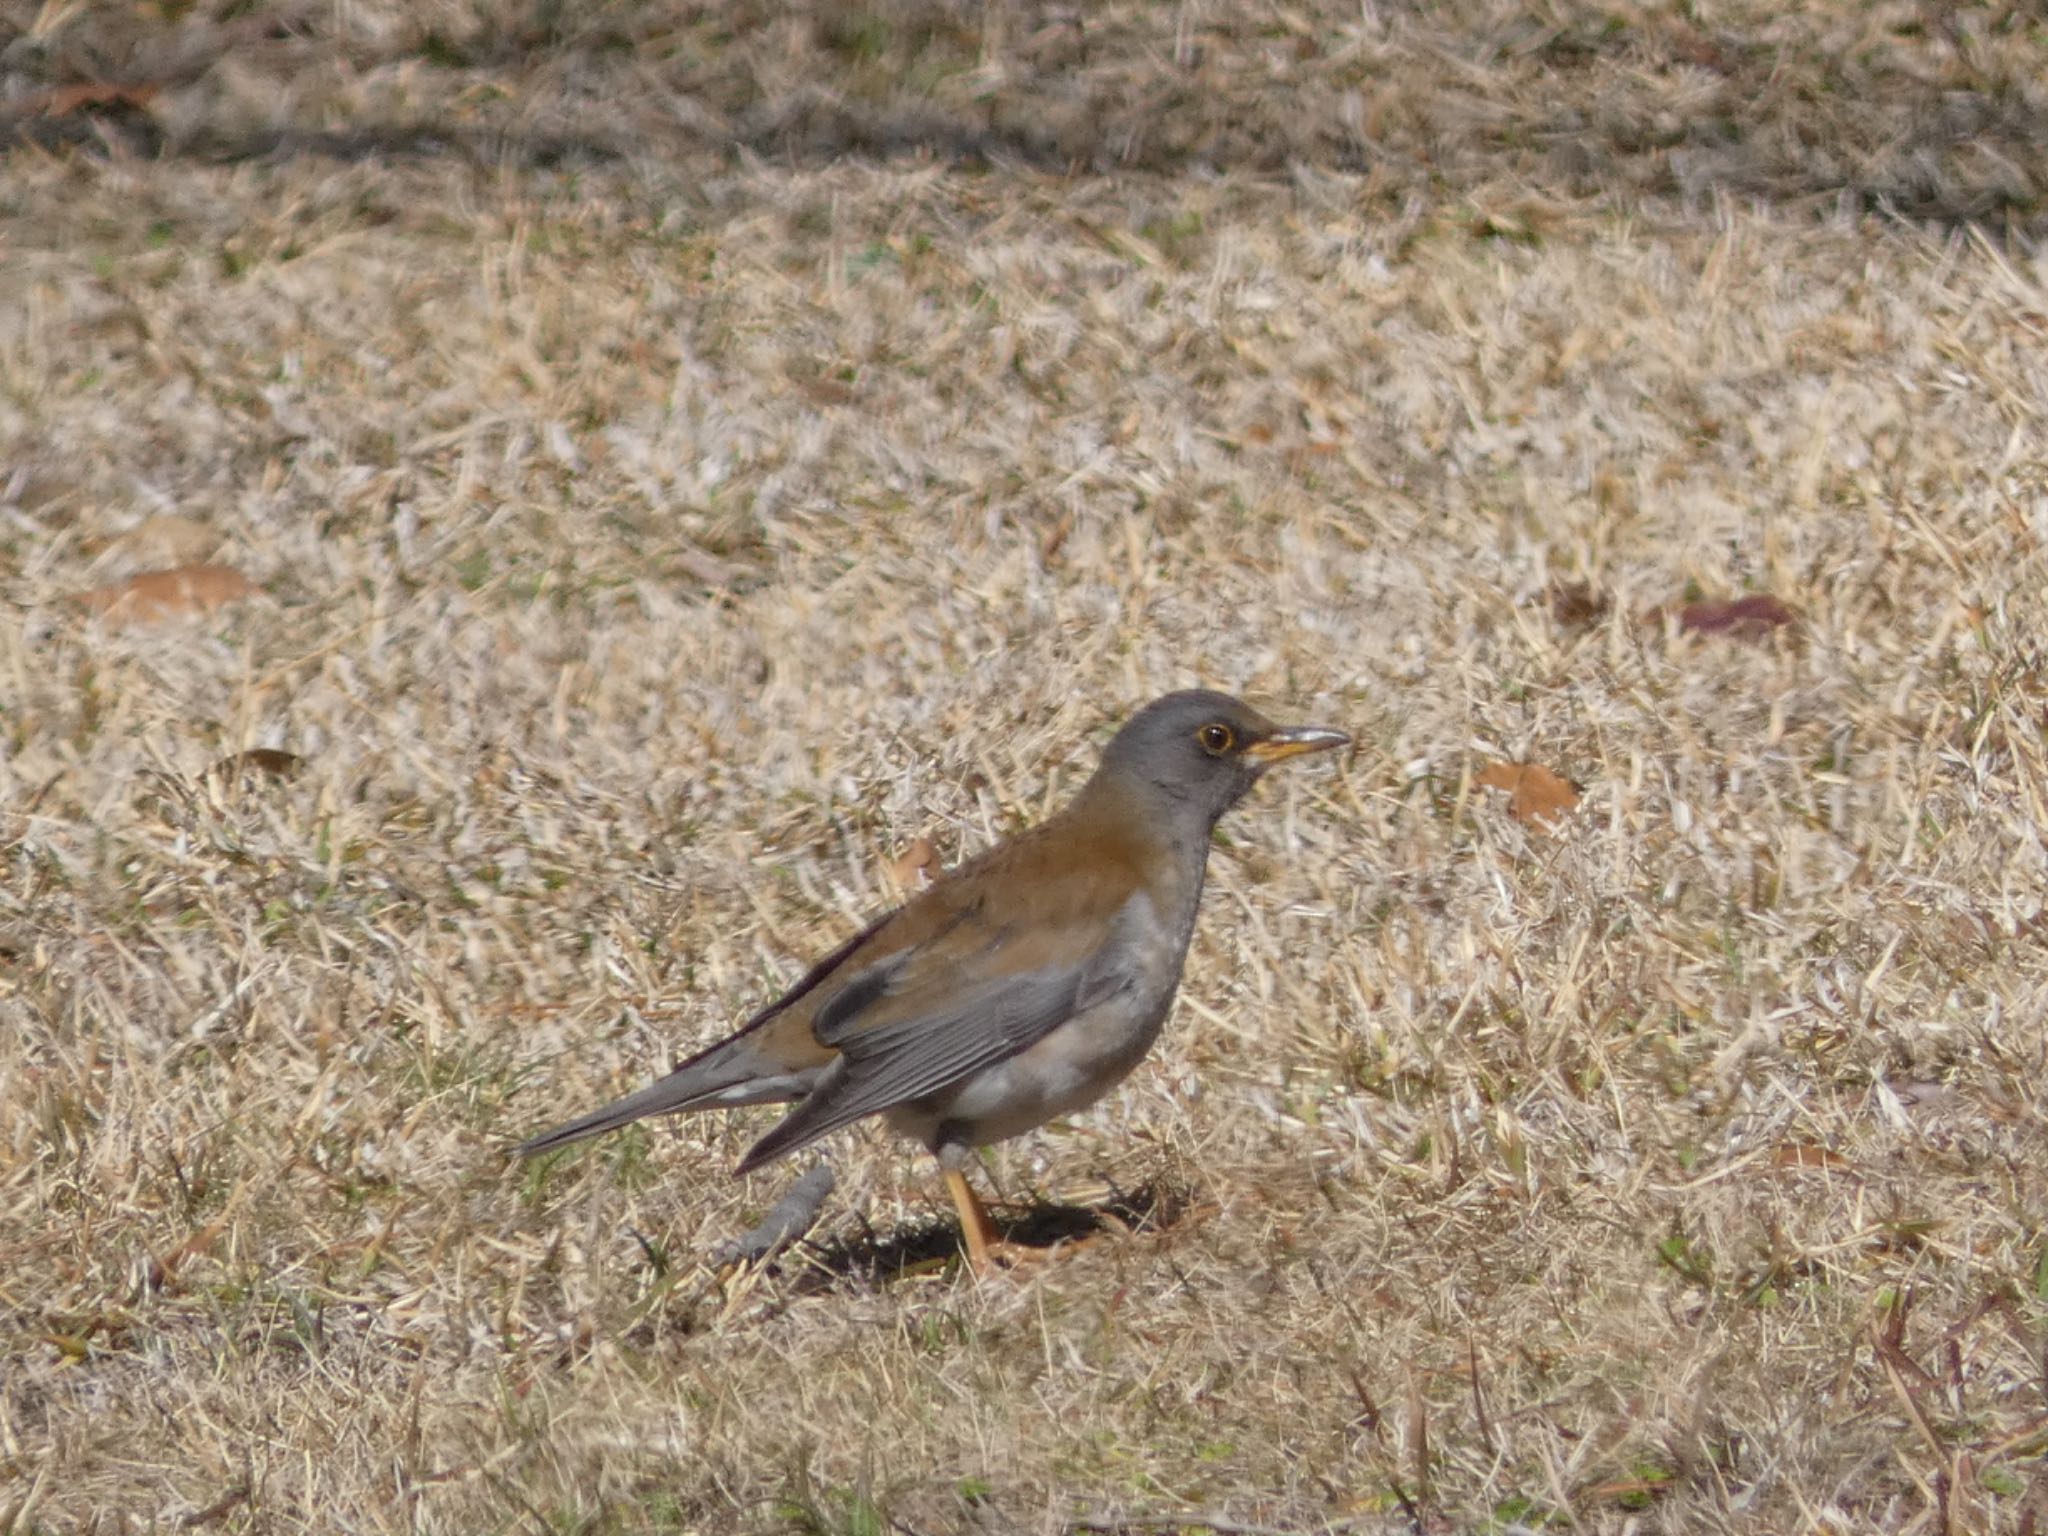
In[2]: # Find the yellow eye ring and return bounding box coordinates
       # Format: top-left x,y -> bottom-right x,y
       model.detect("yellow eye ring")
1197,722 -> 1235,755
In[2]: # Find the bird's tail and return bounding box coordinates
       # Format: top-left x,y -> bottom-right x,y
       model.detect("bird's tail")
513,1035 -> 817,1158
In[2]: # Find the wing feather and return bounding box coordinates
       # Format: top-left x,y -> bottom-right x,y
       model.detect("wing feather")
733,921 -> 1139,1172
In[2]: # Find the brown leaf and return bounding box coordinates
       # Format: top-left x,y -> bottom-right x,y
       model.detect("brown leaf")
1546,579 -> 1610,630
206,749 -> 305,787
885,836 -> 938,890
1588,1474 -> 1675,1503
1039,509 -> 1075,565
795,375 -> 857,407
1769,1142 -> 1853,1172
1661,17 -> 1734,72
80,564 -> 258,624
1475,761 -> 1581,829
1672,593 -> 1798,637
143,1215 -> 230,1295
30,81 -> 160,118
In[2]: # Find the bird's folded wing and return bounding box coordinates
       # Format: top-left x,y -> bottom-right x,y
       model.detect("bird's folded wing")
733,913 -> 1138,1169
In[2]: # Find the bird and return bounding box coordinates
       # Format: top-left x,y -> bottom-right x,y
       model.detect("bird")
516,689 -> 1349,1272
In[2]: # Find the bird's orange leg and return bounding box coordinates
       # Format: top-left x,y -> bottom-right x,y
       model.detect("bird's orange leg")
943,1166 -> 1086,1273
943,1167 -> 1001,1272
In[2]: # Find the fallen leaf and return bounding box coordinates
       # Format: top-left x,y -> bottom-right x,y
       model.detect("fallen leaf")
1039,509 -> 1075,564
80,564 -> 258,624
30,82 -> 160,118
1475,761 -> 1581,829
886,836 -> 938,889
796,375 -> 857,407
1662,16 -> 1734,72
1671,594 -> 1798,638
1769,1142 -> 1853,1172
206,749 -> 305,787
1547,579 -> 1610,629
1588,1474 -> 1676,1503
144,1215 -> 230,1294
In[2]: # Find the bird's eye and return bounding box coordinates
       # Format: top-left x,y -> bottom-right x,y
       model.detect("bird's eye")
1197,722 -> 1235,755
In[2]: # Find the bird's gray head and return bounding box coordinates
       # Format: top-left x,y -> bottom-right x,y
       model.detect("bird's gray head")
1091,690 -> 1350,830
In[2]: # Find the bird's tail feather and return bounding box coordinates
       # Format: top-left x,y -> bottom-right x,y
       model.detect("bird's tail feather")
732,1076 -> 840,1173
514,1043 -> 814,1158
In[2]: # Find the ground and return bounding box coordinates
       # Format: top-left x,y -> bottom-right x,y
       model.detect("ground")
4,2 -> 2048,1532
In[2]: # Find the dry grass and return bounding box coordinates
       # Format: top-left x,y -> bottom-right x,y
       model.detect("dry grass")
5,2 -> 2048,1532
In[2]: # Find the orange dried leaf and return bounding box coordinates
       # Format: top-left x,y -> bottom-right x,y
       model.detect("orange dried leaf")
1673,594 -> 1797,637
1474,762 -> 1521,793
1476,761 -> 1581,829
1769,1142 -> 1852,1172
81,564 -> 257,624
34,82 -> 160,118
886,836 -> 938,890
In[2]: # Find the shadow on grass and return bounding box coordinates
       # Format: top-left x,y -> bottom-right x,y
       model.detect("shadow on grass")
3,1 -> 2045,231
785,1178 -> 1193,1290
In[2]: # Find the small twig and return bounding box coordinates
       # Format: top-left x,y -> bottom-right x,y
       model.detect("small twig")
1467,1333 -> 1496,1456
1874,1327 -> 1947,1459
1345,1361 -> 1384,1438
1405,1370 -> 1430,1500
1385,1476 -> 1429,1536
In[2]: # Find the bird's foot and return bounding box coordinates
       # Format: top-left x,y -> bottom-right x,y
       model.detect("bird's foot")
963,1233 -> 1084,1275
943,1167 -> 1074,1276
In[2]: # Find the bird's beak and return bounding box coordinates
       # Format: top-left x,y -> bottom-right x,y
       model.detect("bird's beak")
1244,725 -> 1351,766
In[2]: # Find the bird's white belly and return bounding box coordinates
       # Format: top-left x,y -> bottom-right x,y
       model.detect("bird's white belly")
898,1001 -> 1164,1148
